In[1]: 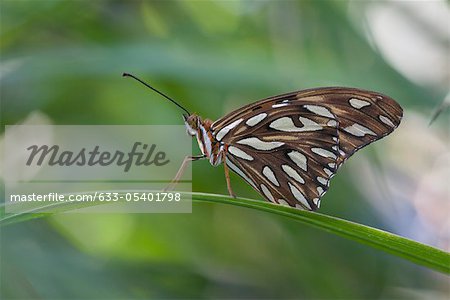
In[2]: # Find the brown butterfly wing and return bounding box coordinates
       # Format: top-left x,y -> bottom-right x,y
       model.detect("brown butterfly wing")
294,88 -> 403,165
211,87 -> 402,210
222,105 -> 339,210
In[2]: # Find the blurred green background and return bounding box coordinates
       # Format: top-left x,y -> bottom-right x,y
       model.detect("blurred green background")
1,1 -> 449,299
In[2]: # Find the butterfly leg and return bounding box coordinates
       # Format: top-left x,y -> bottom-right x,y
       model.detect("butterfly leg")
164,155 -> 206,192
222,152 -> 236,198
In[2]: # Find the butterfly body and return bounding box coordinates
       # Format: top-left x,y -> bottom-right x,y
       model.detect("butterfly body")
123,73 -> 401,211
184,114 -> 224,166
183,87 -> 403,211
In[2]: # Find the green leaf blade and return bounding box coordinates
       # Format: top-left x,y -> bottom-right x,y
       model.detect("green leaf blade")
1,192 -> 449,274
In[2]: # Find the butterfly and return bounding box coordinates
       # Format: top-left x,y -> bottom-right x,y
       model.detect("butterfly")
124,73 -> 403,211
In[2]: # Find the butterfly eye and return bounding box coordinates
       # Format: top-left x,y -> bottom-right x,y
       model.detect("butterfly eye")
185,123 -> 197,136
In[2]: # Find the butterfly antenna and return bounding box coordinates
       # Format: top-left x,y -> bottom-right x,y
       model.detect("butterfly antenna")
123,72 -> 191,115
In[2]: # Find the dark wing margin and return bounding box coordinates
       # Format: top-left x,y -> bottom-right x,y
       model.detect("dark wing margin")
295,88 -> 402,165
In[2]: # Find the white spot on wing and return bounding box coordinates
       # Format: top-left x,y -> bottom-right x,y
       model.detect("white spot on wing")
298,117 -> 323,131
262,166 -> 280,186
246,113 -> 267,127
327,120 -> 337,127
288,182 -> 311,210
226,159 -> 257,189
317,176 -> 327,185
287,151 -> 308,171
349,98 -> 371,109
236,137 -> 284,150
343,123 -> 376,137
379,115 -> 395,127
317,186 -> 324,195
261,184 -> 275,202
272,103 -> 289,108
228,146 -> 254,161
269,117 -> 322,132
278,199 -> 290,207
313,198 -> 320,207
311,147 -> 337,159
269,117 -> 292,131
323,168 -> 333,177
281,165 -> 305,184
304,105 -> 335,118
215,119 -> 243,141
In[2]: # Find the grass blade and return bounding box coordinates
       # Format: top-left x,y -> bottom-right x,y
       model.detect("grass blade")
1,192 -> 448,274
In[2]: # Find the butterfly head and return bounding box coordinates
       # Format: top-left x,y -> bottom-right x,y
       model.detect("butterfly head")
183,113 -> 200,136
